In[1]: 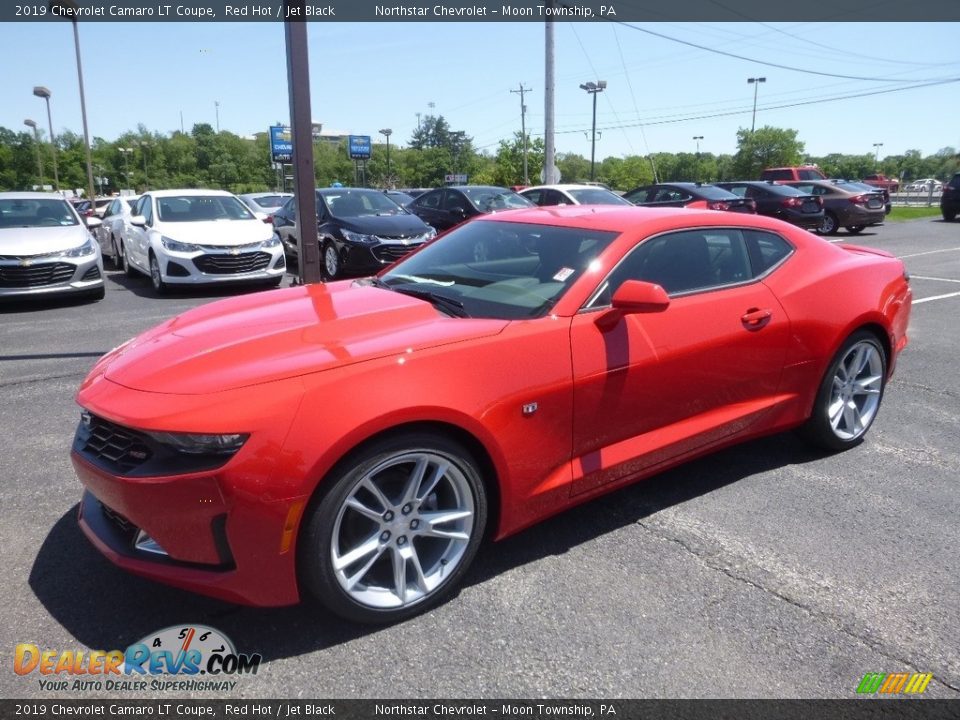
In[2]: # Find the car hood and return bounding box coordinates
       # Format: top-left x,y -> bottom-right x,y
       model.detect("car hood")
335,214 -> 431,237
155,219 -> 273,246
100,282 -> 508,395
0,225 -> 91,256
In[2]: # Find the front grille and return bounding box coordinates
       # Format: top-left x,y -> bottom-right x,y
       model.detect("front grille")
373,245 -> 419,263
193,252 -> 272,275
0,262 -> 75,288
80,414 -> 153,474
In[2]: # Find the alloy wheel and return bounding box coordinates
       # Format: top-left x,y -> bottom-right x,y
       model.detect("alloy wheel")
330,451 -> 476,610
826,340 -> 884,441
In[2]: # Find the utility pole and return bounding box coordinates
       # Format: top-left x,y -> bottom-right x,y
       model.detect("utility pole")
544,5 -> 558,184
214,100 -> 220,132
748,77 -> 766,133
511,84 -> 532,186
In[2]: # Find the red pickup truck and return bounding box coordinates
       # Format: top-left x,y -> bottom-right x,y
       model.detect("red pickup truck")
862,174 -> 900,192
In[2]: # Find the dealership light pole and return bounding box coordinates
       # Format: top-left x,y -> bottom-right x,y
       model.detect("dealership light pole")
49,0 -> 97,202
214,100 -> 221,132
24,119 -> 44,190
118,147 -> 133,187
33,87 -> 59,191
379,128 -> 392,187
693,135 -> 704,182
748,77 -> 766,133
873,142 -> 884,168
580,80 -> 606,182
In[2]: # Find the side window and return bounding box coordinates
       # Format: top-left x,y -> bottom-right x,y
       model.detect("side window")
950,174 -> 960,189
654,188 -> 691,202
588,229 -> 753,307
417,191 -> 443,210
725,185 -> 747,198
141,197 -> 154,226
443,190 -> 468,213
523,190 -> 544,206
132,196 -> 148,218
744,230 -> 793,276
765,170 -> 791,181
623,187 -> 652,204
546,190 -> 567,205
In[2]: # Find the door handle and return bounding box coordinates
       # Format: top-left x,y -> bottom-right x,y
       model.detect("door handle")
741,308 -> 772,330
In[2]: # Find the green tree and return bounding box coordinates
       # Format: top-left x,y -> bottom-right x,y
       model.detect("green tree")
732,126 -> 805,178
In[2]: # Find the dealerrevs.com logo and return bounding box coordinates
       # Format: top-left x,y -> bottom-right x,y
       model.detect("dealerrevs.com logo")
14,625 -> 262,692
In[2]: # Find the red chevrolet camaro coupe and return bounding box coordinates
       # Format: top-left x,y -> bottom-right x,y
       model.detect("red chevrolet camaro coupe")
71,205 -> 912,623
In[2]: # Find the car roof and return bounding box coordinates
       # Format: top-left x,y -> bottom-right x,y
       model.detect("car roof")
241,192 -> 292,199
146,189 -> 236,198
521,184 -> 616,192
0,191 -> 72,201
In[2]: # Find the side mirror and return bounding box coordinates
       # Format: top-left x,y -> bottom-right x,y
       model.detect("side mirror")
130,215 -> 147,227
611,280 -> 670,314
85,216 -> 102,229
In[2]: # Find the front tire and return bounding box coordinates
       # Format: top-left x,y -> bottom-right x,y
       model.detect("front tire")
149,253 -> 167,295
322,240 -> 341,281
110,235 -> 123,269
798,331 -> 887,451
300,432 -> 488,624
121,241 -> 137,278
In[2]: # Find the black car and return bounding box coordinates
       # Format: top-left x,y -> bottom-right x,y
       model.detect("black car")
271,188 -> 436,280
407,185 -> 533,232
623,183 -> 757,213
782,180 -> 886,235
941,173 -> 960,221
715,181 -> 824,230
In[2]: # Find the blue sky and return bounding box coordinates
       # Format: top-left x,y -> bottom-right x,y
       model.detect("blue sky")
2,21 -> 958,161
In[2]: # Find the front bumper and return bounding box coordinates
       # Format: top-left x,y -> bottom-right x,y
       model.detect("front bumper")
339,239 -> 427,275
155,245 -> 286,286
0,255 -> 104,298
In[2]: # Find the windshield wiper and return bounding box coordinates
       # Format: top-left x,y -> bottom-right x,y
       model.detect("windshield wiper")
392,287 -> 469,317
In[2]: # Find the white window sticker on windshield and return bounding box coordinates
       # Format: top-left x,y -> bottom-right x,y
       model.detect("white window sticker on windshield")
553,267 -> 575,282
61,220 -> 73,225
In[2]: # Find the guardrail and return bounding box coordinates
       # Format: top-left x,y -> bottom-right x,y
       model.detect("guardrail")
891,187 -> 942,207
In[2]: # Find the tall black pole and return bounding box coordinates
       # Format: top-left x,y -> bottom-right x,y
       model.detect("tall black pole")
285,3 -> 321,284
590,90 -> 598,182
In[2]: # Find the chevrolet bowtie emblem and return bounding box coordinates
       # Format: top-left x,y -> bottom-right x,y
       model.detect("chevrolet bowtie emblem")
229,248 -> 241,255
19,258 -> 33,267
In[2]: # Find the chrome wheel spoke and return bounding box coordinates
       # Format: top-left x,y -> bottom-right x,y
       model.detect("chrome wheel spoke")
333,533 -> 381,572
391,546 -> 408,600
345,496 -> 385,522
854,374 -> 882,396
828,398 -> 845,429
400,456 -> 430,507
421,509 -> 472,528
360,478 -> 392,514
344,545 -> 386,590
421,526 -> 470,541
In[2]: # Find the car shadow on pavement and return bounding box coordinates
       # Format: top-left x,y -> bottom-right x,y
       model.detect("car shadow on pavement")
30,431 -> 830,663
105,269 -> 288,301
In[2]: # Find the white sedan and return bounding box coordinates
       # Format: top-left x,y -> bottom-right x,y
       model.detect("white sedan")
93,195 -> 140,268
904,178 -> 942,192
518,183 -> 632,207
0,192 -> 105,301
123,189 -> 285,294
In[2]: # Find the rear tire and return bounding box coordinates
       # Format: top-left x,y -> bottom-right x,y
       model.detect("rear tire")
299,432 -> 488,624
110,235 -> 123,269
798,330 -> 887,451
943,209 -> 957,222
121,241 -> 137,278
846,225 -> 865,234
817,212 -> 839,235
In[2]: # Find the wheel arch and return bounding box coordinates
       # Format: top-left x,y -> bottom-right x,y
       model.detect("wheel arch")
295,418 -> 503,549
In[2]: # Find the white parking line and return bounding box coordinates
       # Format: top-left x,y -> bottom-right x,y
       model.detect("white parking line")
914,290 -> 960,305
899,247 -> 960,259
911,275 -> 960,284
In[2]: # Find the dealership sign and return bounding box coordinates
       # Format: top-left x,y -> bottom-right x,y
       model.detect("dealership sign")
270,126 -> 292,163
348,135 -> 372,160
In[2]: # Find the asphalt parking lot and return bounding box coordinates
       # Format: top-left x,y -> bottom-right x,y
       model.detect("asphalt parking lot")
1,217 -> 958,700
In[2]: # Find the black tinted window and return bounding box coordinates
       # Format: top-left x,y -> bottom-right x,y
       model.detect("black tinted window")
762,170 -> 792,181
745,230 -> 793,275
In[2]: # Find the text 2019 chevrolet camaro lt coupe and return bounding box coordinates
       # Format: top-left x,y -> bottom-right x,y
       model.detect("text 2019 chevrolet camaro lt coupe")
71,205 -> 912,623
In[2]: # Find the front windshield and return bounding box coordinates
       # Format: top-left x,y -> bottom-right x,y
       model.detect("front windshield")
567,188 -> 631,205
381,220 -> 618,320
0,198 -> 79,228
461,187 -> 534,212
156,195 -> 255,222
322,190 -> 407,217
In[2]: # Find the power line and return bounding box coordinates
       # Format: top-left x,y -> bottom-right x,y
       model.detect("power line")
614,22 -> 958,82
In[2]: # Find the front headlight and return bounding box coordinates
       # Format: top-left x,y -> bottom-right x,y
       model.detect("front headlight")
262,234 -> 281,248
62,238 -> 97,258
425,226 -> 437,240
161,236 -> 202,253
143,430 -> 249,456
341,228 -> 377,245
